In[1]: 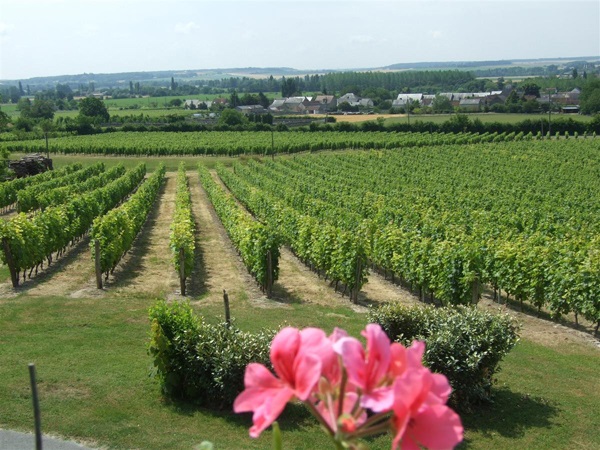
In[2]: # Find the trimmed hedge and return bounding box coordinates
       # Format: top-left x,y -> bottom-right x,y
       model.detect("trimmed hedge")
368,304 -> 520,409
148,301 -> 275,408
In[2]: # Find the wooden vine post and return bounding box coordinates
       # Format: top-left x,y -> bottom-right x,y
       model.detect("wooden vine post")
352,259 -> 362,303
471,278 -> 480,305
29,363 -> 42,450
94,239 -> 103,289
266,250 -> 273,298
179,247 -> 186,296
223,290 -> 231,328
2,237 -> 19,287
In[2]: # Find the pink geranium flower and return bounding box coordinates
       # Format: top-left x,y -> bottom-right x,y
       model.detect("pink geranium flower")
314,391 -> 367,435
233,327 -> 322,437
234,324 -> 463,449
334,323 -> 394,412
391,368 -> 463,450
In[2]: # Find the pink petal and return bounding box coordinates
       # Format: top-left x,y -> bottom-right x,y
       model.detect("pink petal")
248,386 -> 295,438
400,436 -> 421,450
363,324 -> 392,385
245,363 -> 282,389
234,364 -> 284,413
406,341 -> 426,369
329,327 -> 348,343
270,327 -> 300,385
392,369 -> 424,417
391,413 -> 410,450
233,365 -> 295,438
409,404 -> 464,450
361,384 -> 395,412
293,352 -> 322,400
333,337 -> 366,390
299,327 -> 328,349
428,373 -> 452,404
300,327 -> 338,382
389,342 -> 407,378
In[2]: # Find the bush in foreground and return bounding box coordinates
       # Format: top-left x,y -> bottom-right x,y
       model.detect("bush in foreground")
368,304 -> 520,409
148,300 -> 275,408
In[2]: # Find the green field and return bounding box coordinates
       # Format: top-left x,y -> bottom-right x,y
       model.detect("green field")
104,94 -> 219,109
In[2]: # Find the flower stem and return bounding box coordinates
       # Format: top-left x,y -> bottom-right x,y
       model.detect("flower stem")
306,400 -> 335,436
356,411 -> 392,432
337,367 -> 348,418
352,420 -> 392,439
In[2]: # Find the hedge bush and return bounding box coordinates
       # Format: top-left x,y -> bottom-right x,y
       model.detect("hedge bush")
148,300 -> 276,408
368,303 -> 520,409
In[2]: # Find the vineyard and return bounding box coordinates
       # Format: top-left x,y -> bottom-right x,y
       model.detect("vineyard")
0,137 -> 599,450
216,139 -> 600,331
1,129 -> 586,157
0,138 -> 598,329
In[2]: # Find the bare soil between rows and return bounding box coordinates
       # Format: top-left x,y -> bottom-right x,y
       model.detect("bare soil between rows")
0,169 -> 596,350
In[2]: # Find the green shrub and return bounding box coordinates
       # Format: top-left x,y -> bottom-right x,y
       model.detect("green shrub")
368,303 -> 520,409
148,300 -> 275,408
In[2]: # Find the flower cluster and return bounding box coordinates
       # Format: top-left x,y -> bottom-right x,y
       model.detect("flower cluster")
234,324 -> 463,449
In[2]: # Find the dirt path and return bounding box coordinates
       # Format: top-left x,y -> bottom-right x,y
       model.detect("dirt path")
104,172 -> 180,298
357,271 -> 599,350
187,170 -> 264,306
477,294 -> 600,350
0,234 -> 96,298
0,207 -> 18,220
0,174 -> 180,299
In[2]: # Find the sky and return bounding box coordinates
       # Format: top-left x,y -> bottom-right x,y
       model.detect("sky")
0,0 -> 599,80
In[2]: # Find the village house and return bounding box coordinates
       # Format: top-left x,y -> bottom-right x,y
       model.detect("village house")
459,98 -> 482,112
337,93 -> 374,109
184,99 -> 212,109
314,95 -> 337,111
236,105 -> 268,115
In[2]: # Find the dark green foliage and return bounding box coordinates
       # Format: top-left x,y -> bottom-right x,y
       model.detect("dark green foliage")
148,300 -> 275,408
369,304 -> 520,409
580,78 -> 600,115
78,97 -> 110,123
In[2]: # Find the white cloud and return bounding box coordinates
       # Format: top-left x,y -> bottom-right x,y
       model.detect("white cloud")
174,22 -> 199,35
430,30 -> 443,39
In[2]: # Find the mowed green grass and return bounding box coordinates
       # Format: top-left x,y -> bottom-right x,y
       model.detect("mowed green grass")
0,294 -> 391,450
0,289 -> 598,449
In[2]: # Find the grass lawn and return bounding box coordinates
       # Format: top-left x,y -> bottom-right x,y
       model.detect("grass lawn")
0,290 -> 598,450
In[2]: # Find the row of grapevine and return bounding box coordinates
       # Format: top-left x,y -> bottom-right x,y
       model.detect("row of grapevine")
1,130 -> 543,157
0,163 -> 83,210
34,165 -> 127,211
197,164 -> 279,296
236,158 -> 478,305
0,164 -> 147,287
16,163 -> 106,212
170,163 -> 196,295
216,164 -> 368,301
91,164 -> 166,286
229,141 -> 599,331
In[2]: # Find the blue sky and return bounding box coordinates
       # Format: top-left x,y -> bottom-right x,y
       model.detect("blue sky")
0,0 -> 598,80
